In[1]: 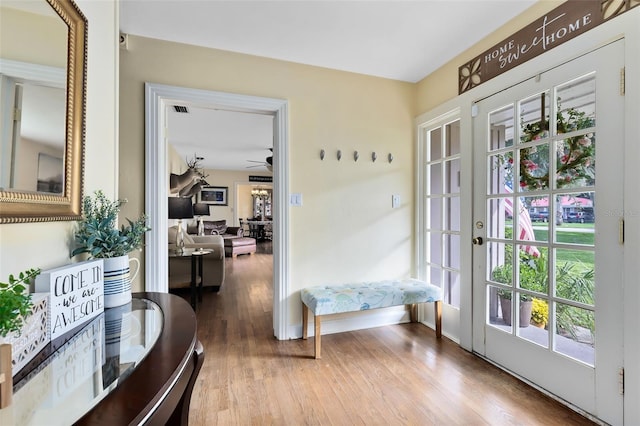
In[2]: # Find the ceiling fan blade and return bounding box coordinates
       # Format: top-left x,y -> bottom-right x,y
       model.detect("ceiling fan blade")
247,160 -> 265,164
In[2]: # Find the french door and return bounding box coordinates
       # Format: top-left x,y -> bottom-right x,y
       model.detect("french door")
472,40 -> 624,424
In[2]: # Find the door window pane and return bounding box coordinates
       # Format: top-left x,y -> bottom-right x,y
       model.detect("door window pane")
554,249 -> 595,305
554,302 -> 594,366
488,153 -> 513,194
519,91 -> 550,143
429,128 -> 442,161
444,234 -> 460,269
522,195 -> 549,241
556,134 -> 595,190
556,73 -> 596,134
445,121 -> 460,156
488,241 -> 514,284
429,163 -> 442,195
445,159 -> 461,193
489,104 -> 514,150
427,198 -> 442,231
487,197 -> 511,240
518,143 -> 549,191
445,197 -> 460,232
429,232 -> 442,265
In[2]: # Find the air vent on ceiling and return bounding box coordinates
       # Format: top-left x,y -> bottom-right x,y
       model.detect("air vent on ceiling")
173,105 -> 189,113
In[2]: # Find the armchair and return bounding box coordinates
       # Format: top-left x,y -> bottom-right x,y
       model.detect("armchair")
168,226 -> 225,292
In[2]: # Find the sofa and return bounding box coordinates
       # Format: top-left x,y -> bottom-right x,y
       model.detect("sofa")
168,226 -> 225,292
187,219 -> 244,239
188,220 -> 256,257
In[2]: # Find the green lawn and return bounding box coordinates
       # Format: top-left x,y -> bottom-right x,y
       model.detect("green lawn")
506,223 -> 595,270
532,229 -> 594,245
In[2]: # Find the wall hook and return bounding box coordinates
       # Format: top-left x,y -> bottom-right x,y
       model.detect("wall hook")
372,152 -> 377,162
337,150 -> 342,161
388,153 -> 393,163
320,149 -> 325,160
354,151 -> 359,162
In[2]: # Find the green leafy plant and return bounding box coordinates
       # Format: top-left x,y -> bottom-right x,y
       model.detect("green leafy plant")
555,262 -> 595,340
0,268 -> 40,338
492,250 -> 547,302
72,190 -> 150,259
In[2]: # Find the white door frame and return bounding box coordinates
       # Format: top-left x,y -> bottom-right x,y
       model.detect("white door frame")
144,82 -> 290,340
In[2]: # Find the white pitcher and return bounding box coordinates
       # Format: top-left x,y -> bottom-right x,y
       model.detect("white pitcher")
102,255 -> 140,308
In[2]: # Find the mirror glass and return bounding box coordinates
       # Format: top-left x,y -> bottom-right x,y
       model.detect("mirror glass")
0,0 -> 87,223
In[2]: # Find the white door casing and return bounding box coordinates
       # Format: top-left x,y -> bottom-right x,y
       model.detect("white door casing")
144,83 -> 290,340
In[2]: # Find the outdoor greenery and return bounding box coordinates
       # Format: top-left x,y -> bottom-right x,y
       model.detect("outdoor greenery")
72,190 -> 150,259
0,268 -> 40,338
491,248 -> 595,339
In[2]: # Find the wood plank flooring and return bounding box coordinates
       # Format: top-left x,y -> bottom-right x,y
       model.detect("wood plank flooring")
186,246 -> 595,425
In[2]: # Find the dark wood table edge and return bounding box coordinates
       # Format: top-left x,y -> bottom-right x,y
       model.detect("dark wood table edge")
74,292 -> 199,425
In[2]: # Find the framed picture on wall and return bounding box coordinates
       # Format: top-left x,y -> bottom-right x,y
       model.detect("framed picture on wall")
199,186 -> 228,205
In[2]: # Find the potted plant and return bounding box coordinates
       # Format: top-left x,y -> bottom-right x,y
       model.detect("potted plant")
531,298 -> 549,328
0,268 -> 41,405
0,268 -> 39,339
492,250 -> 548,327
72,190 -> 150,308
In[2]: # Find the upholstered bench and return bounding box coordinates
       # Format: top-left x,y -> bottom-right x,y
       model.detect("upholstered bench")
224,237 -> 257,258
301,279 -> 442,359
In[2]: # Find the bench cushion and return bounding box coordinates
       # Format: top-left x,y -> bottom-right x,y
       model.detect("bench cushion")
301,278 -> 442,316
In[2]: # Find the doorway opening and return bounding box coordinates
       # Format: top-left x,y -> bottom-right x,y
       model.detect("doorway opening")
144,83 -> 290,339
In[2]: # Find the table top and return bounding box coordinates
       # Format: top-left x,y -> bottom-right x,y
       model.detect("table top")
1,292 -> 198,426
168,247 -> 213,257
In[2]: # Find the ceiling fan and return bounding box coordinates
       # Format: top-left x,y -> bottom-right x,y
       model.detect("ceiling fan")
246,148 -> 273,171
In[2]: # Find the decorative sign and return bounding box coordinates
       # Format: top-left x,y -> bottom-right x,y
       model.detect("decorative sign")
249,175 -> 272,182
35,259 -> 104,339
458,0 -> 639,94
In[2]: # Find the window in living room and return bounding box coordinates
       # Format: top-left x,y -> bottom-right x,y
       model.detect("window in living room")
425,119 -> 461,308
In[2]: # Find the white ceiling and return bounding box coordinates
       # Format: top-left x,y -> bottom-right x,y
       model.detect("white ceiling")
120,0 -> 537,171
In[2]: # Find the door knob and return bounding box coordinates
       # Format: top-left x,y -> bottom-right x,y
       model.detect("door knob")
472,237 -> 483,245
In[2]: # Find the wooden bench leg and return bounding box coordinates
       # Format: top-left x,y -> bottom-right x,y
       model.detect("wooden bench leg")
409,303 -> 418,322
435,300 -> 442,338
302,302 -> 309,340
314,315 -> 322,359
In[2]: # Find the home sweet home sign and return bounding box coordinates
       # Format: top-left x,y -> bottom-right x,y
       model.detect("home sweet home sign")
458,0 -> 639,94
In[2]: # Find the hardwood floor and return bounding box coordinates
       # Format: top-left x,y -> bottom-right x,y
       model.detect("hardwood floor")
187,245 -> 594,425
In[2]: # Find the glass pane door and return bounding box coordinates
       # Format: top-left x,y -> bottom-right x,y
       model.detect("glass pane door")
472,41 -> 624,424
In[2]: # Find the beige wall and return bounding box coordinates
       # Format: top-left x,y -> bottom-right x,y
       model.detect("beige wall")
0,6 -> 66,67
415,1 -> 563,112
119,37 -> 417,322
14,138 -> 64,192
195,169 -> 272,226
0,0 -> 118,283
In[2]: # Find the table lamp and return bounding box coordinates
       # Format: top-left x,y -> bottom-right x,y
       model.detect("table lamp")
193,202 -> 210,236
168,197 -> 194,254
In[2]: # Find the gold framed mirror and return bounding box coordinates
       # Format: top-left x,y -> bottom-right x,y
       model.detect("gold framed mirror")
0,0 -> 87,223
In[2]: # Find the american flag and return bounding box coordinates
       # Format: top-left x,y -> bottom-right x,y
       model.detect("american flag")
503,185 -> 540,257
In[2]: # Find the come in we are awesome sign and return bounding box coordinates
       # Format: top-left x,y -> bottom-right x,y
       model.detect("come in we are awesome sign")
458,0 -> 639,94
36,259 -> 104,339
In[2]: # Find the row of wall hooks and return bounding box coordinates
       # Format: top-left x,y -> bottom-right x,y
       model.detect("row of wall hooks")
320,149 -> 393,163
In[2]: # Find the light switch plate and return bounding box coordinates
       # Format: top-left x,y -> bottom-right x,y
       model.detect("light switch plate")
290,193 -> 303,206
392,194 -> 400,208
